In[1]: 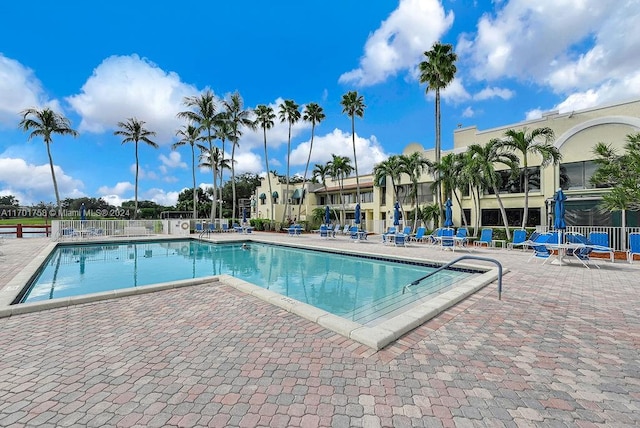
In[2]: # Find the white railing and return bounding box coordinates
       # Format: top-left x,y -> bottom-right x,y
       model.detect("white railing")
535,225 -> 640,251
53,220 -> 168,241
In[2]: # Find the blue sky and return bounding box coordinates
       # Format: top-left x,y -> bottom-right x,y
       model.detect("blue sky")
1,0 -> 639,207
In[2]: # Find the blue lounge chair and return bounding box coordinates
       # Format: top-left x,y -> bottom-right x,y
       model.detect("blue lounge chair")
319,225 -> 329,238
409,227 -> 426,243
349,226 -> 360,241
628,233 -> 640,264
221,223 -> 230,233
440,228 -> 455,251
588,231 -> 614,262
288,224 -> 302,237
527,233 -> 552,263
382,227 -> 397,245
402,226 -> 411,235
394,233 -> 407,247
208,223 -> 217,234
195,223 -> 204,235
565,233 -> 599,269
454,227 -> 468,247
474,228 -> 493,248
507,229 -> 528,250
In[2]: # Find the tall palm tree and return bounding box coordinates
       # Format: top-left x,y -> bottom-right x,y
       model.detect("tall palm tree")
177,90 -> 218,221
223,92 -> 254,221
373,155 -> 405,224
299,103 -> 325,219
340,91 -> 366,205
329,154 -> 353,224
173,124 -> 201,219
500,127 -> 559,228
19,107 -> 78,218
214,114 -> 232,220
278,99 -> 301,223
432,153 -> 468,227
254,104 -> 276,222
468,140 -> 520,239
198,146 -> 230,218
419,42 -> 457,225
400,152 -> 433,231
114,118 -> 158,219
459,150 -> 484,232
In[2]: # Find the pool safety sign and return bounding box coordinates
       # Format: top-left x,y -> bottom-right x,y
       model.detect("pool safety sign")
173,220 -> 191,236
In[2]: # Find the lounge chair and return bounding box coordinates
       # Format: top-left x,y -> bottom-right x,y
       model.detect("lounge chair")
474,228 -> 493,248
507,229 -> 528,250
628,233 -> 640,263
349,226 -> 360,241
221,223 -> 230,233
565,233 -> 600,269
527,233 -> 552,264
402,226 -> 411,235
381,227 -> 397,245
454,227 -> 469,248
208,223 -> 217,234
426,228 -> 443,245
588,231 -> 614,262
319,225 -> 329,238
394,233 -> 407,247
409,227 -> 426,243
288,224 -> 302,237
440,228 -> 455,251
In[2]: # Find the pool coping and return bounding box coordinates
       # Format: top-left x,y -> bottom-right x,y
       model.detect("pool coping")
0,236 -> 505,350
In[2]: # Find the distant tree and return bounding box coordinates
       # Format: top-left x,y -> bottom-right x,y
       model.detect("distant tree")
19,107 -> 78,217
312,162 -> 339,221
254,104 -> 276,221
114,118 -> 158,219
500,127 -> 559,228
299,103 -> 325,219
177,91 -> 218,219
278,99 -> 301,223
328,154 -> 353,224
176,188 -> 210,218
198,146 -> 230,221
400,152 -> 433,231
419,42 -> 457,226
173,124 -> 201,219
373,155 -> 405,220
0,195 -> 20,207
340,91 -> 366,204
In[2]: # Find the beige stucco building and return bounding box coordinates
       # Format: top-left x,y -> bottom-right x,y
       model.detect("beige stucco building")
253,98 -> 640,232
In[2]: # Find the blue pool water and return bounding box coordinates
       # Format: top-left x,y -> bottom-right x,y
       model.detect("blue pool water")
20,240 -> 475,323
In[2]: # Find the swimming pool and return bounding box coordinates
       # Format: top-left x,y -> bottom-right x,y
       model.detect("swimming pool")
17,239 -> 477,323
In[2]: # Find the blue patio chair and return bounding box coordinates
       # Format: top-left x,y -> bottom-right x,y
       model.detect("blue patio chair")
454,227 -> 468,247
319,225 -> 329,238
221,223 -> 230,233
507,229 -> 528,250
474,228 -> 493,248
588,231 -> 614,262
409,227 -> 426,242
565,233 -> 599,269
382,226 -> 397,245
440,228 -> 455,251
288,224 -> 302,237
195,223 -> 204,235
527,233 -> 552,264
349,226 -> 360,241
402,226 -> 411,235
208,223 -> 217,234
394,233 -> 407,247
426,228 -> 443,245
628,233 -> 640,264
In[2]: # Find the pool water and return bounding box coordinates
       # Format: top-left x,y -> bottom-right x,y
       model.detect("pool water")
20,240 -> 475,324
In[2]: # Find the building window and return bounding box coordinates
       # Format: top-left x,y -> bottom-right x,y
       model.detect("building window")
417,183 -> 434,204
380,187 -> 386,205
560,161 -> 600,190
481,208 -> 541,227
489,167 -> 541,194
361,191 -> 373,203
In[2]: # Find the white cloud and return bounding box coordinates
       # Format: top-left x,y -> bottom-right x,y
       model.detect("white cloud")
159,151 -> 186,169
0,157 -> 84,204
339,0 -> 454,86
66,54 -> 199,142
525,108 -> 544,121
289,128 -> 388,176
97,181 -> 134,196
459,0 -> 640,109
0,54 -> 46,127
231,152 -> 265,175
474,86 -> 514,101
462,107 -> 475,118
142,188 -> 179,206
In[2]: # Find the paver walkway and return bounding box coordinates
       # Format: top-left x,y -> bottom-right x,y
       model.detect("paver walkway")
0,234 -> 638,427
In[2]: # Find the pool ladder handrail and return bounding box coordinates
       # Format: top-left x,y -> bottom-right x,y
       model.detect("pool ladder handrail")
402,255 -> 504,300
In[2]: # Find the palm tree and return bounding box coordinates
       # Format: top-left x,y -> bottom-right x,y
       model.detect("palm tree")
312,162 -> 339,221
500,127 -> 559,228
223,92 -> 254,221
177,90 -> 218,221
114,118 -> 158,219
329,154 -> 353,224
278,99 -> 301,223
198,146 -> 230,217
340,91 -> 366,205
214,114 -> 232,220
400,152 -> 433,231
299,103 -> 325,219
419,42 -> 457,225
373,155 -> 405,223
254,104 -> 276,222
432,153 -> 468,228
173,124 -> 201,219
468,140 -> 520,240
19,107 -> 78,217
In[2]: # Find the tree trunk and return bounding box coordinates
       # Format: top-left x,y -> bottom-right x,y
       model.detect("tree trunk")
493,186 -> 512,240
521,157 -> 529,228
298,124 -> 315,221
191,144 -> 196,219
46,141 -> 62,218
282,126 -> 291,224
134,140 -> 139,219
232,142 -> 237,224
264,129 -> 274,223
352,117 -> 360,205
435,89 -> 443,227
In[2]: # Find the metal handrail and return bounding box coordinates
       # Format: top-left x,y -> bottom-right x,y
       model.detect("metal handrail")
402,255 -> 504,300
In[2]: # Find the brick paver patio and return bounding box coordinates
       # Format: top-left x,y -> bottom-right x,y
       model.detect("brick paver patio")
0,233 -> 638,427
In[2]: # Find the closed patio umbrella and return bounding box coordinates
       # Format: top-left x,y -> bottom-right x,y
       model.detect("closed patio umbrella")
393,201 -> 400,226
355,203 -> 361,225
242,208 -> 247,224
554,188 -> 566,245
325,205 -> 331,225
444,198 -> 454,227
80,203 -> 86,225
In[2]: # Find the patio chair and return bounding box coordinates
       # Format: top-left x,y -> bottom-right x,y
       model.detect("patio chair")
565,233 -> 600,269
628,233 -> 640,264
588,231 -> 614,262
409,227 -> 426,243
394,233 -> 407,247
426,228 -> 443,245
208,223 -> 217,234
319,225 -> 329,238
341,225 -> 350,235
221,223 -> 230,233
402,226 -> 411,236
381,226 -> 397,245
288,224 -> 302,237
195,222 -> 204,234
454,227 -> 469,248
527,233 -> 552,264
349,226 -> 360,241
507,229 -> 528,250
440,228 -> 455,251
474,228 -> 493,247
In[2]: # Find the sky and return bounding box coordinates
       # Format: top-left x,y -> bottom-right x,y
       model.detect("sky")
1,0 -> 640,208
